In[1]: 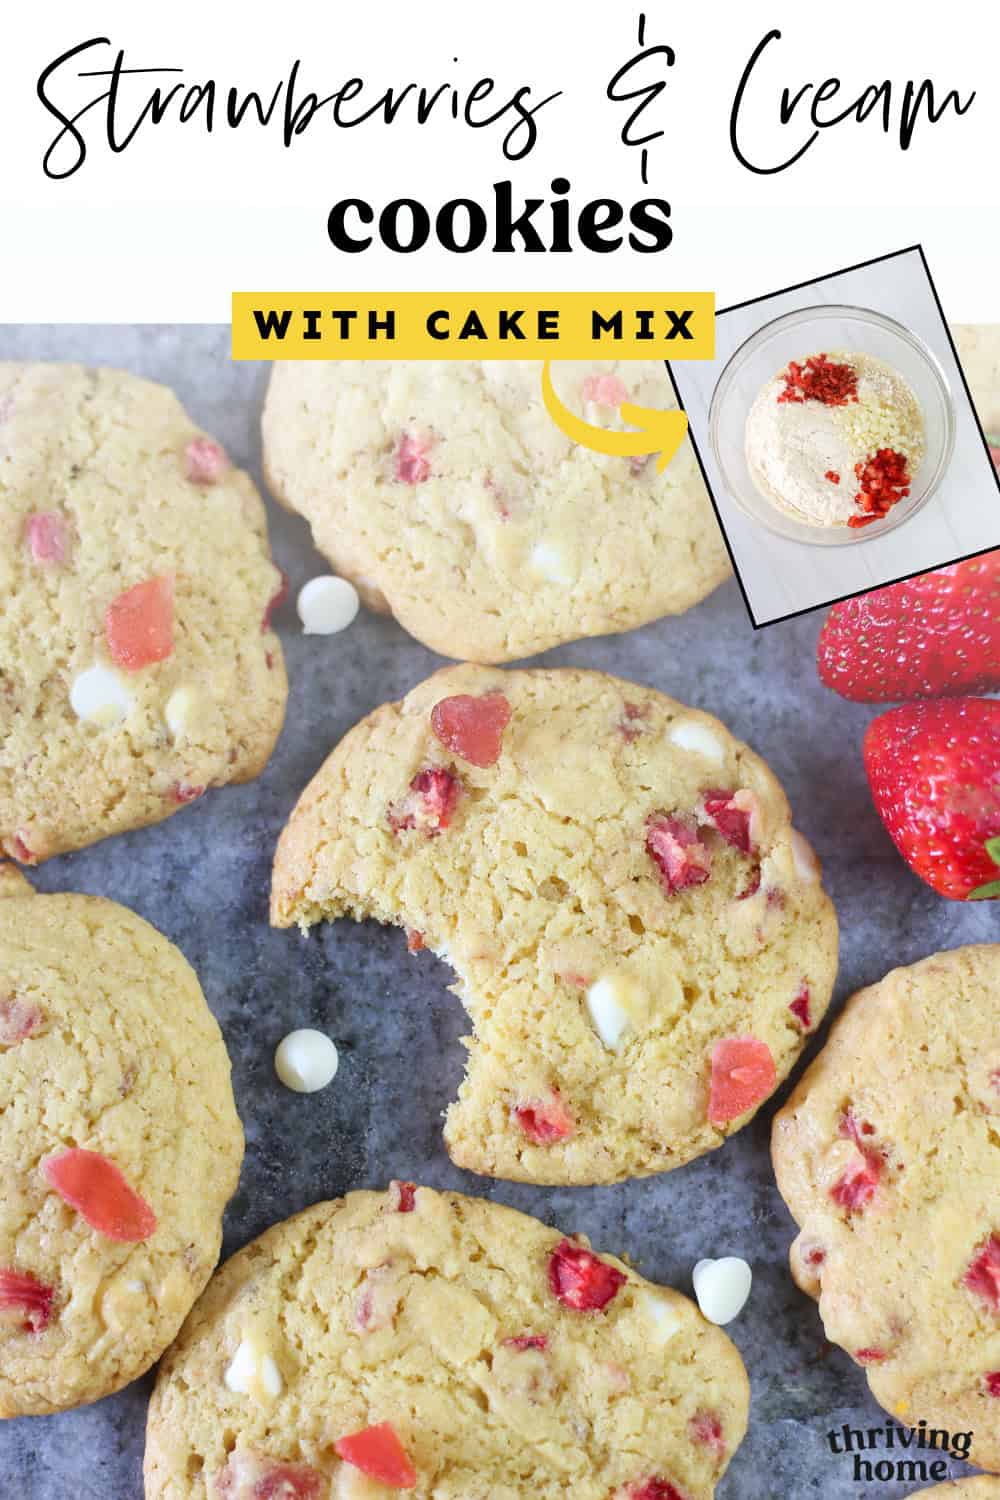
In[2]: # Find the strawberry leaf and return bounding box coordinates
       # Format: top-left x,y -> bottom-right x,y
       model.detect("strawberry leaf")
970,839 -> 1000,899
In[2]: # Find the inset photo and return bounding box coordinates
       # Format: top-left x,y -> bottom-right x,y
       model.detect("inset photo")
670,245 -> 1000,626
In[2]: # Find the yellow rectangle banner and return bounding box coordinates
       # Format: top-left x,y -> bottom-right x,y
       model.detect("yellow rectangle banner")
231,291 -> 714,361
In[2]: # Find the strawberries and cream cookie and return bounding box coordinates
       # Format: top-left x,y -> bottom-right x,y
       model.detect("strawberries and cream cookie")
271,664 -> 838,1185
261,361 -> 730,662
145,1184 -> 749,1500
0,868 -> 243,1414
772,946 -> 1000,1473
0,362 -> 287,864
914,1484 -> 1000,1498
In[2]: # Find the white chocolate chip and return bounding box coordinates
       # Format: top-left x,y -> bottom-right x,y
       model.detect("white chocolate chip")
790,829 -> 821,883
639,1291 -> 682,1345
164,685 -> 199,741
585,975 -> 648,1052
224,1336 -> 283,1401
69,665 -> 131,727
692,1257 -> 752,1325
335,1465 -> 394,1500
668,719 -> 726,764
297,575 -> 360,635
274,1029 -> 339,1093
529,539 -> 577,586
124,1279 -> 146,1296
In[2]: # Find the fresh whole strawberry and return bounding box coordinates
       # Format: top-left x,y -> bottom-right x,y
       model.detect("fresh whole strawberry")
817,551 -> 1000,702
864,698 -> 1000,900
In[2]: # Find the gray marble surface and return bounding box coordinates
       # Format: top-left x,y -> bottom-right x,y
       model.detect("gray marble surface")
1,326 -> 996,1499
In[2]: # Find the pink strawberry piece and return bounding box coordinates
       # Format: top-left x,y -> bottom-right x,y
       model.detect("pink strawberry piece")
262,570 -> 290,632
628,454 -> 651,475
504,1334 -> 548,1351
805,1246 -> 826,1267
830,1154 -> 881,1212
185,437 -> 229,485
105,576 -> 174,670
547,1239 -> 626,1311
964,1234 -> 1000,1309
708,1037 -> 776,1125
625,1480 -> 688,1500
0,1268 -> 54,1333
702,790 -> 753,854
388,1180 -> 416,1213
620,701 -> 649,742
990,445 -> 1000,469
855,1347 -> 887,1364
582,373 -> 628,407
789,984 -> 812,1030
215,1453 -> 324,1500
169,782 -> 204,804
514,1091 -> 575,1145
405,929 -> 425,953
0,996 -> 43,1046
646,815 -> 712,894
334,1422 -> 416,1489
430,692 -> 511,768
689,1411 -> 725,1458
12,833 -> 34,864
395,432 -> 432,484
388,769 -> 462,835
43,1149 -> 156,1242
984,1372 -> 1000,1396
25,511 -> 69,565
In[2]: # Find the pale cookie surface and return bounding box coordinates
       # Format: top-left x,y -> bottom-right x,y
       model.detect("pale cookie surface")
261,361 -> 731,662
954,324 -> 1000,435
0,362 -> 288,864
271,664 -> 838,1185
772,946 -> 1000,1473
145,1184 -> 749,1500
0,869 -> 243,1414
913,1482 -> 1000,1497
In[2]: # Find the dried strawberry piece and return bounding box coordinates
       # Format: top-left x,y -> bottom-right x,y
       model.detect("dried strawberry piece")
169,782 -> 205,804
789,984 -> 812,1030
689,1411 -> 725,1458
185,437 -> 229,485
514,1091 -> 575,1145
625,1480 -> 688,1500
214,1452 -> 324,1500
708,1037 -> 776,1125
430,692 -> 511,768
824,471 -> 840,485
964,1234 -> 1000,1309
830,1154 -> 881,1212
646,815 -> 712,894
405,929 -> 425,953
855,1347 -> 887,1364
334,1422 -> 416,1489
0,996 -> 43,1046
777,353 -> 859,407
395,432 -> 432,484
42,1149 -> 156,1242
387,1180 -> 416,1213
504,1333 -> 548,1351
582,373 -> 628,407
105,576 -> 174,670
547,1239 -> 626,1311
262,570 -> 290,632
24,511 -> 70,565
702,790 -> 753,854
0,1268 -> 54,1333
984,1372 -> 1000,1396
388,769 -> 462,836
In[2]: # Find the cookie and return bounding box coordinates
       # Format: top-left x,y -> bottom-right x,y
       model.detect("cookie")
261,361 -> 730,663
772,946 -> 1000,1473
954,324 -> 1000,435
0,869 -> 243,1414
0,362 -> 288,864
145,1184 -> 749,1500
271,664 -> 838,1185
913,1484 -> 1000,1498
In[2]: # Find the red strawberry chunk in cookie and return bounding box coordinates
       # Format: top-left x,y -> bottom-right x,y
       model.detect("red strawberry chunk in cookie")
0,1268 -> 54,1333
646,815 -> 712,894
215,1452 -> 324,1500
789,984 -> 812,1030
42,1148 -> 157,1243
582,373 -> 628,407
388,768 -> 462,835
514,1091 -> 575,1145
24,511 -> 69,565
105,576 -> 174,670
624,1479 -> 688,1500
855,1347 -> 887,1365
395,432 -> 432,484
689,1411 -> 726,1458
405,929 -> 425,953
334,1422 -> 417,1489
830,1155 -> 881,1212
547,1239 -> 626,1311
984,1372 -> 1000,1396
0,996 -> 43,1045
387,1180 -> 417,1212
504,1333 -> 548,1351
184,437 -> 229,485
169,782 -> 205,805
708,1037 -> 776,1125
430,692 -> 511,768
964,1234 -> 1000,1309
262,570 -> 290,632
702,790 -> 754,854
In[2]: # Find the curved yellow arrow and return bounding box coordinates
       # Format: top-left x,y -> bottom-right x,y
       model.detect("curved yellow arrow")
541,360 -> 688,473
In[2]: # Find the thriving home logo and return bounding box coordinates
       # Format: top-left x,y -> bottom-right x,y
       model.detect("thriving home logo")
827,1417 -> 972,1484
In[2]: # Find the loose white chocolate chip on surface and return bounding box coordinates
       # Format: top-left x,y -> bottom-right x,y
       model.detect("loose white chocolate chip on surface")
692,1257 -> 752,1325
585,975 -> 647,1052
274,1028 -> 339,1093
668,719 -> 726,763
297,575 -> 360,635
69,665 -> 131,727
529,540 -> 577,586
